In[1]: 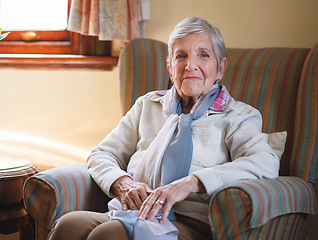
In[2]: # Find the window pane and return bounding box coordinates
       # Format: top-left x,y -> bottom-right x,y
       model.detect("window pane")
0,0 -> 68,31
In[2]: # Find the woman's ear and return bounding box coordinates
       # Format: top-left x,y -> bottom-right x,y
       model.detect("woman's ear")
217,58 -> 227,79
167,60 -> 174,81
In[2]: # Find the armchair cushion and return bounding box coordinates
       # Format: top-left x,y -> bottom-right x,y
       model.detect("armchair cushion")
267,131 -> 287,160
209,177 -> 317,239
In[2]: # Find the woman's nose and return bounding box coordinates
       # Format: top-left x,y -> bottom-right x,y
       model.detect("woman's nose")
185,56 -> 198,71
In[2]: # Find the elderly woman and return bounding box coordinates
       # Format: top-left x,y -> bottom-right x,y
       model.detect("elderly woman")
49,17 -> 279,240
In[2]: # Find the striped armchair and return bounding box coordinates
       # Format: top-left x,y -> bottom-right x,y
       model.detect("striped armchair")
23,39 -> 317,240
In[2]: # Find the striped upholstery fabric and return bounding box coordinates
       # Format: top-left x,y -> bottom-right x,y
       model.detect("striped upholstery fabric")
23,164 -> 109,240
249,213 -> 308,239
209,177 -> 317,239
291,43 -> 318,184
119,38 -> 171,116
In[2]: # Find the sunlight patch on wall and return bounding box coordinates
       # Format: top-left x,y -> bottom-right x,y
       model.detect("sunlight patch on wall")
0,131 -> 89,171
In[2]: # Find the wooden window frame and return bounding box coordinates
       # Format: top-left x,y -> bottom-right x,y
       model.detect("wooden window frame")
0,0 -> 117,70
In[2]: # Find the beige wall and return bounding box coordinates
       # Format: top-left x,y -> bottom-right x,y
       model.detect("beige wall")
0,68 -> 122,169
147,0 -> 318,48
0,0 -> 317,169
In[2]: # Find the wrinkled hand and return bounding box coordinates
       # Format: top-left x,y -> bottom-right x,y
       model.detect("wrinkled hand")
139,175 -> 205,224
111,176 -> 153,210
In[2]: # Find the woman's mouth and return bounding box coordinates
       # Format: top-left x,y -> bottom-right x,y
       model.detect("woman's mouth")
183,76 -> 202,81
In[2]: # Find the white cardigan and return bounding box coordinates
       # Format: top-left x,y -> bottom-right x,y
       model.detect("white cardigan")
87,91 -> 279,224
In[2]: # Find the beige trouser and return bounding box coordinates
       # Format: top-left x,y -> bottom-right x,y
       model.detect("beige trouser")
48,211 -> 213,240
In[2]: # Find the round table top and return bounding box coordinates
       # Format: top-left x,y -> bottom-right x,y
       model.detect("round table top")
0,158 -> 31,171
0,158 -> 38,179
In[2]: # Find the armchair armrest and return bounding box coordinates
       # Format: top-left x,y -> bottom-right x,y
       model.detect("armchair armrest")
209,176 -> 317,240
23,164 -> 110,229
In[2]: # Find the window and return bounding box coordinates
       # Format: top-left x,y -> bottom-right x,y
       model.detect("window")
0,0 -> 117,70
1,0 -> 68,31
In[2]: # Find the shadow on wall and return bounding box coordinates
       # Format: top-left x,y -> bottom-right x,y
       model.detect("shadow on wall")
0,131 -> 89,171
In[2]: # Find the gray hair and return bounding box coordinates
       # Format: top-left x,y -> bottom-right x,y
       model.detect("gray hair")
168,17 -> 225,72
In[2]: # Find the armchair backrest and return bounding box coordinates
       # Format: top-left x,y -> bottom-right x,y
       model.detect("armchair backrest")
118,38 -> 318,185
292,43 -> 318,184
119,38 -> 171,116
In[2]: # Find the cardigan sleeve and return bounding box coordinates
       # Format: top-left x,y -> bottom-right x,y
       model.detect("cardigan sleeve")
192,102 -> 280,196
87,98 -> 143,197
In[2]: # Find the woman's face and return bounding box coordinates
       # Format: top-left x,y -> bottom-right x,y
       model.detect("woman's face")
168,32 -> 226,104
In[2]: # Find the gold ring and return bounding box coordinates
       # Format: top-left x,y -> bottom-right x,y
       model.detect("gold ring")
156,199 -> 164,206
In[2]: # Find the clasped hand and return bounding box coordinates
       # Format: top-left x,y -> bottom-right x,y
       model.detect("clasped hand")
111,175 -> 204,224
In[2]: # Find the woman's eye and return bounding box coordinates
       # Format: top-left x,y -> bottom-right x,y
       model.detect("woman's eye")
201,53 -> 209,58
176,54 -> 185,59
